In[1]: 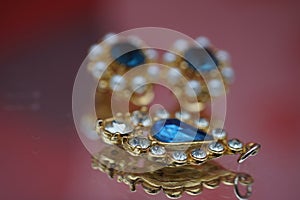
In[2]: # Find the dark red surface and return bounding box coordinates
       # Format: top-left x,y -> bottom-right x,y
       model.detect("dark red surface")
1,1 -> 299,199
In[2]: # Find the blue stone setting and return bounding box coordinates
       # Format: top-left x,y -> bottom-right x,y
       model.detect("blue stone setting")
110,42 -> 145,68
184,47 -> 219,72
151,118 -> 213,143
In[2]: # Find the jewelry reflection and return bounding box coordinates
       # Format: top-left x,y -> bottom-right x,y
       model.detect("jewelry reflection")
92,145 -> 254,200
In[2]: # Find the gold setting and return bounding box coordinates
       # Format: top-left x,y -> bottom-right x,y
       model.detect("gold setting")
96,107 -> 260,167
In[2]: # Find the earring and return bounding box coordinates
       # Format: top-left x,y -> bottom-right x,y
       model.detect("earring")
161,36 -> 234,112
88,33 -> 158,107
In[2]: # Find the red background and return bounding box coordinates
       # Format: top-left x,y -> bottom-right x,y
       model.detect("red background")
1,0 -> 300,199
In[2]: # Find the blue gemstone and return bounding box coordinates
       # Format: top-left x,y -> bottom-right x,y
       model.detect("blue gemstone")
151,119 -> 213,143
110,42 -> 145,67
184,47 -> 218,72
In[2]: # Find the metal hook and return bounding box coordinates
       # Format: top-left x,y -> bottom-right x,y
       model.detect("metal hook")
238,143 -> 261,164
234,173 -> 252,200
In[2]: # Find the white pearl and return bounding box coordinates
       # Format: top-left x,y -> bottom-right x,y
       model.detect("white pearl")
211,128 -> 227,140
194,118 -> 209,129
80,117 -> 101,140
155,108 -> 170,119
208,79 -> 224,97
185,80 -> 201,97
196,36 -> 211,48
175,111 -> 191,121
131,76 -> 147,94
110,75 -> 126,91
128,35 -> 143,46
163,52 -> 177,63
144,49 -> 158,60
221,67 -> 235,83
91,62 -> 107,79
147,65 -> 160,78
103,32 -> 118,45
216,50 -> 230,62
167,68 -> 181,84
89,44 -> 103,60
85,130 -> 101,140
173,39 -> 189,52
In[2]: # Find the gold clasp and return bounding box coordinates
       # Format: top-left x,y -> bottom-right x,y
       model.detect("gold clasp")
238,143 -> 261,164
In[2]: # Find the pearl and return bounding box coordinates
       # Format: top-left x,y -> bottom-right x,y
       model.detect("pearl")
216,50 -> 230,62
167,68 -> 181,84
128,35 -> 143,46
221,67 -> 235,84
89,44 -> 103,60
163,52 -> 177,63
147,65 -> 160,78
110,75 -> 126,91
155,108 -> 170,119
131,76 -> 147,94
85,130 -> 101,141
211,128 -> 227,140
185,80 -> 201,97
173,39 -> 189,52
144,49 -> 158,60
175,111 -> 191,121
80,116 -> 101,140
91,62 -> 107,79
103,32 -> 118,45
196,36 -> 211,48
131,110 -> 152,127
194,118 -> 209,129
208,79 -> 224,97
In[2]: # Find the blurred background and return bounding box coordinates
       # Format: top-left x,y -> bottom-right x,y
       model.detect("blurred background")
1,0 -> 300,199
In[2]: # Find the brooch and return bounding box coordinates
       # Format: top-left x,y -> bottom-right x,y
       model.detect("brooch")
81,29 -> 260,199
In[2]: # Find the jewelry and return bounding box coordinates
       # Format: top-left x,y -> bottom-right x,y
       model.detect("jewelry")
97,107 -> 260,166
87,32 -> 260,199
88,33 -> 157,106
88,34 -> 233,111
162,37 -> 234,111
